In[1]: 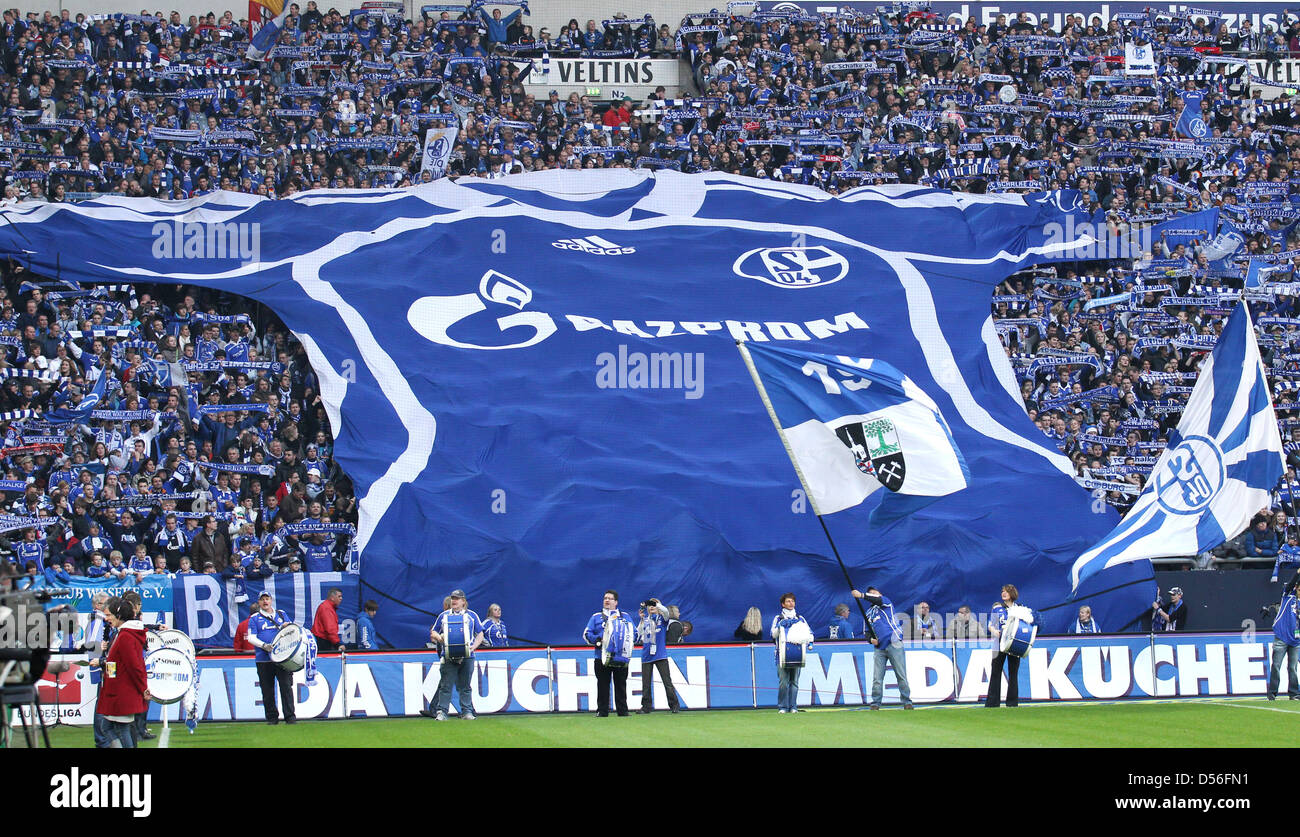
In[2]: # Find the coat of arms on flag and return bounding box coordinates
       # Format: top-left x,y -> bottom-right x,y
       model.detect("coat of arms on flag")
739,342 -> 969,514
835,417 -> 906,490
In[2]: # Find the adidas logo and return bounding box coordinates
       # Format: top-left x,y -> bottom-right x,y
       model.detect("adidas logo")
550,235 -> 636,255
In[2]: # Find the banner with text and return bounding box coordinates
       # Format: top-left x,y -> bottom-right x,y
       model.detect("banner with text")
510,58 -> 681,98
21,633 -> 1277,725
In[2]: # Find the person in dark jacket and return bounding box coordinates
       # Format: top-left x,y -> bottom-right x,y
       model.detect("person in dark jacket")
1152,587 -> 1188,632
190,514 -> 232,573
1246,517 -> 1281,560
98,597 -> 149,748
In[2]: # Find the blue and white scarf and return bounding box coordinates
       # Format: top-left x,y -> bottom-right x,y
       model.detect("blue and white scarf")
303,631 -> 319,685
197,402 -> 270,415
600,609 -> 633,666
275,521 -> 356,538
89,409 -> 154,421
204,460 -> 275,476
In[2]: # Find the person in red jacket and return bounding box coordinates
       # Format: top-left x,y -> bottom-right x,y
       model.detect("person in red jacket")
601,98 -> 632,128
312,588 -> 343,651
99,598 -> 150,748
233,603 -> 258,652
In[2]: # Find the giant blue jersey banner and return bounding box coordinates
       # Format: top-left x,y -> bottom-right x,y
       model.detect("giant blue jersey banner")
0,172 -> 1155,645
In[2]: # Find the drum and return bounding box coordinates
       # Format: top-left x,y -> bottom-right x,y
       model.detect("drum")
145,647 -> 195,704
442,613 -> 471,662
1000,617 -> 1037,657
269,624 -> 307,673
778,621 -> 812,668
146,628 -> 196,661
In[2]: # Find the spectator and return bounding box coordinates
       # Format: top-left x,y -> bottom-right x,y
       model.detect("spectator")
357,600 -> 380,650
1153,587 -> 1188,632
312,587 -> 343,651
1273,535 -> 1300,584
910,601 -> 939,641
233,603 -> 257,652
827,602 -> 854,640
1245,516 -> 1281,564
481,602 -> 507,648
735,606 -> 763,641
1071,605 -> 1102,634
190,515 -> 232,573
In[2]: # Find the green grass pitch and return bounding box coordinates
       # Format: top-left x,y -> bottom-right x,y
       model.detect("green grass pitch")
20,698 -> 1300,748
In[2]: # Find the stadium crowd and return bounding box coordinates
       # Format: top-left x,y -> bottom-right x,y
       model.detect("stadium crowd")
1,0 -> 1300,589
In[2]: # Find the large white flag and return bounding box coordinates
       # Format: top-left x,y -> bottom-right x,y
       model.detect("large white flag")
739,342 -> 969,515
1124,40 -> 1157,76
421,126 -> 458,179
1072,302 -> 1285,588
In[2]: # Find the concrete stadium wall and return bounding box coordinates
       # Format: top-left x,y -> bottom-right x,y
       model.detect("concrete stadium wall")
1155,569 -> 1290,634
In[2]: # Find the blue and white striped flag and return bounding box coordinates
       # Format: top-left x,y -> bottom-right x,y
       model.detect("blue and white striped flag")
1071,302 -> 1285,588
738,342 -> 970,515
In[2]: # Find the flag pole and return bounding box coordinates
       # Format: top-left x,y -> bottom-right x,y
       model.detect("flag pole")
736,341 -> 872,629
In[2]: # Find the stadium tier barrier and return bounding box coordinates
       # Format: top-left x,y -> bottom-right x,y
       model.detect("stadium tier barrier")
20,631 -> 1293,725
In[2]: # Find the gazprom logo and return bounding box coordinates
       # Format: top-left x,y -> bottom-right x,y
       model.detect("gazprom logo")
1154,435 -> 1225,515
733,246 -> 849,289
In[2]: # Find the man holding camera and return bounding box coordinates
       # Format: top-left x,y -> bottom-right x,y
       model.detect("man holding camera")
637,597 -> 681,714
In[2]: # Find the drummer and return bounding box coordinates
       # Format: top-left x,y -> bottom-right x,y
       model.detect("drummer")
245,591 -> 298,725
985,584 -> 1024,709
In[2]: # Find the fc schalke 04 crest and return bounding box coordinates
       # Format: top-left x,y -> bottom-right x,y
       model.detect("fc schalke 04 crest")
1154,434 -> 1225,515
834,417 -> 906,491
